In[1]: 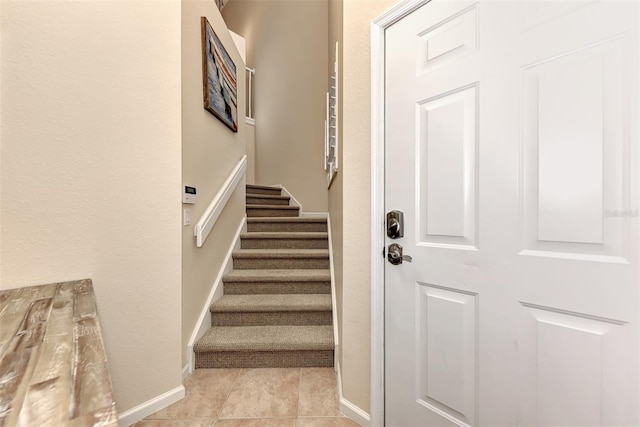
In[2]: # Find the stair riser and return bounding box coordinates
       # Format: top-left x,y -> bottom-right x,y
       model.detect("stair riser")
223,282 -> 331,295
196,185 -> 335,371
195,350 -> 333,369
247,223 -> 328,233
247,208 -> 299,217
211,311 -> 332,327
246,188 -> 282,196
233,257 -> 329,270
246,196 -> 290,206
241,239 -> 328,250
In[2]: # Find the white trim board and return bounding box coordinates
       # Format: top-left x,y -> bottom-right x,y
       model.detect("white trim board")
337,361 -> 371,427
370,1 -> 432,426
265,183 -> 328,218
182,363 -> 189,382
187,216 -> 247,374
278,185 -> 302,210
118,385 -> 185,426
194,155 -> 247,247
327,214 -> 340,370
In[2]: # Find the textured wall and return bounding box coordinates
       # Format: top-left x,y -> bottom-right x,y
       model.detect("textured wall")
0,0 -> 182,413
181,0 -> 247,367
340,0 -> 396,413
222,0 -> 329,213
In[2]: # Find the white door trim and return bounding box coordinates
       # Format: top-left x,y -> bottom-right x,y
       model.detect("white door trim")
370,1 -> 431,425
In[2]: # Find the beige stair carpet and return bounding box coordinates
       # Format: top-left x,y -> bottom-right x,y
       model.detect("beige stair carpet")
194,184 -> 334,368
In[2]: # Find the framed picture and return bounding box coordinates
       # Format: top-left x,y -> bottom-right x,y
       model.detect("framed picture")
201,17 -> 238,132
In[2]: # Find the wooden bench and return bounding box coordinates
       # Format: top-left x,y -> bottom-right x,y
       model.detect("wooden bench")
0,279 -> 118,426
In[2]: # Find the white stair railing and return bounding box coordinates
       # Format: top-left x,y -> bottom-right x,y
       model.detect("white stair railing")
325,42 -> 339,188
246,66 -> 255,123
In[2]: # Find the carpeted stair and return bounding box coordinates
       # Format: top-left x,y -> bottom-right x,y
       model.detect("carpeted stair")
194,184 -> 334,368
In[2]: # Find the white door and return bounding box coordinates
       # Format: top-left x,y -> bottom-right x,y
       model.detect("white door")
384,0 -> 639,425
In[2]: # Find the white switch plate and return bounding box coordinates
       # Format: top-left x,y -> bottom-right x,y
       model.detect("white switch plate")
183,208 -> 191,226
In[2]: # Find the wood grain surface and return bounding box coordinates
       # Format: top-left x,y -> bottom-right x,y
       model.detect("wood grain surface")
0,280 -> 118,426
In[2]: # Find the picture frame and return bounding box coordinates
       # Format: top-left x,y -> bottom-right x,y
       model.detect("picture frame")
201,16 -> 238,132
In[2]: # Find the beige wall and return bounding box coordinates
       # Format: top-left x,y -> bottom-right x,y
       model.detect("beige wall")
223,0 -> 329,212
0,0 -> 182,413
229,29 -> 255,185
246,123 -> 256,185
182,1 -> 246,366
340,0 -> 396,413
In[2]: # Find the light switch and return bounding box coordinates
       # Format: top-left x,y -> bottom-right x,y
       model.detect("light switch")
183,208 -> 191,226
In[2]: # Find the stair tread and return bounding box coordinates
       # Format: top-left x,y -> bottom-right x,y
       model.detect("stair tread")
247,194 -> 290,200
211,294 -> 331,312
247,184 -> 282,191
247,204 -> 300,210
194,325 -> 334,352
224,269 -> 330,282
247,217 -> 326,223
241,232 -> 328,239
234,249 -> 329,258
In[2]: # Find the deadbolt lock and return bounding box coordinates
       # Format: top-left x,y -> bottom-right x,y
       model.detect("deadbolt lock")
386,210 -> 404,239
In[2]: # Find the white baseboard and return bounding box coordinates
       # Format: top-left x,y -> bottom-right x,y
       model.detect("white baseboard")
264,184 -> 327,218
340,398 -> 371,427
327,214 -> 340,370
186,216 -> 247,374
118,385 -> 185,426
277,185 -> 301,210
182,363 -> 190,382
336,361 -> 371,427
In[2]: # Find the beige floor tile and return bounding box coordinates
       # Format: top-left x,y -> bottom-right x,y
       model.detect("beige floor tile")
214,419 -> 296,427
295,418 -> 359,427
134,420 -> 216,426
219,368 -> 300,419
186,369 -> 243,390
297,368 -> 341,417
147,369 -> 241,420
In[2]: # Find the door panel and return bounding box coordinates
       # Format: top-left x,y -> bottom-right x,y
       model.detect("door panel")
416,284 -> 478,426
417,83 -> 478,248
521,35 -> 630,262
416,3 -> 479,73
519,302 -> 629,426
384,1 -> 639,426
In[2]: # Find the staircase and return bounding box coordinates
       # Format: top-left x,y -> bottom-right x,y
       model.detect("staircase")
193,184 -> 334,368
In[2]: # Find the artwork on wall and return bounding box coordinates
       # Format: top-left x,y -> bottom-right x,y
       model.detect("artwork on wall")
201,17 -> 238,132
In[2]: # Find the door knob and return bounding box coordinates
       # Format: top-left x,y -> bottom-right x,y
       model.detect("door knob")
387,243 -> 412,265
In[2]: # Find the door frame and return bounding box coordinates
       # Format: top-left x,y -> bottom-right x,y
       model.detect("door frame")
370,1 -> 432,426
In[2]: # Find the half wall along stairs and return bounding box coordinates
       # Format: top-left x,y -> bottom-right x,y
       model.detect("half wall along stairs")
194,184 -> 334,368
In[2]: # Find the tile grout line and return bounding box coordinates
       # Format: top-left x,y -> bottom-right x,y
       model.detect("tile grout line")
296,367 -> 302,424
216,368 -> 244,423
141,368 -> 350,426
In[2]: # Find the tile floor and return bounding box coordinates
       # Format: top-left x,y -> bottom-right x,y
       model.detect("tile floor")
134,368 -> 359,427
